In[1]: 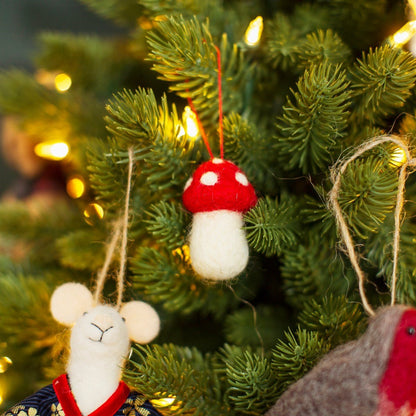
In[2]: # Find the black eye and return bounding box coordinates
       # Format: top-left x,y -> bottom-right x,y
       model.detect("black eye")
122,317 -> 126,322
407,326 -> 416,335
83,312 -> 88,316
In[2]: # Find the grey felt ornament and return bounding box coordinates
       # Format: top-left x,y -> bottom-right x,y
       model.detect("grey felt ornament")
265,305 -> 416,416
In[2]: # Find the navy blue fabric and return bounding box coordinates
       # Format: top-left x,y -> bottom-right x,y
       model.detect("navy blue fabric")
2,384 -> 162,415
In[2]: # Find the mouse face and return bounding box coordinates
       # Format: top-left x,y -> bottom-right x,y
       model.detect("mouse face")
70,305 -> 130,360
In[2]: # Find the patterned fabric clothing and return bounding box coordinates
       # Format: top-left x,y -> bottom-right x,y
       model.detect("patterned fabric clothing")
2,374 -> 161,416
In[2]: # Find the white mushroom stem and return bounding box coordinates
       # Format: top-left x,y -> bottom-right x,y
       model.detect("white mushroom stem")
189,210 -> 249,281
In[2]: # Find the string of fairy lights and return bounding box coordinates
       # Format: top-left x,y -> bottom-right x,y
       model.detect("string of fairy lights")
0,4 -> 415,409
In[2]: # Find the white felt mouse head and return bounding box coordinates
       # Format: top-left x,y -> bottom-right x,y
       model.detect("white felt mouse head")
50,282 -> 160,361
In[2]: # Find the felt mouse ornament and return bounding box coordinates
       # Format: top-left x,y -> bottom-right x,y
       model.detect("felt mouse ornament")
266,305 -> 416,416
3,282 -> 162,416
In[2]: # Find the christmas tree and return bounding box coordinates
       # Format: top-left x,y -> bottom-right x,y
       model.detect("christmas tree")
1,0 -> 416,414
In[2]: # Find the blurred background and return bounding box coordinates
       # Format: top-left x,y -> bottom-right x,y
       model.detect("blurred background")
0,0 -> 123,195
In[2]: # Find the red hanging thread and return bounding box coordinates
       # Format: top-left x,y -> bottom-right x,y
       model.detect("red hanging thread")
186,43 -> 224,159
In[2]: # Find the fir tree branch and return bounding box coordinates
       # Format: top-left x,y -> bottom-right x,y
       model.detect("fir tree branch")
146,16 -> 252,124
298,295 -> 367,347
244,196 -> 301,257
223,113 -> 279,194
145,201 -> 189,250
281,231 -> 354,308
224,305 -> 290,349
271,327 -> 329,395
221,345 -> 279,415
296,29 -> 351,72
131,247 -> 240,316
274,62 -> 351,174
125,344 -> 226,415
78,0 -> 145,27
350,45 -> 416,123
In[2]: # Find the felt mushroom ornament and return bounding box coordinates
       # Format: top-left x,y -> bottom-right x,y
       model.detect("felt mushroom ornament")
183,158 -> 257,280
182,45 -> 258,281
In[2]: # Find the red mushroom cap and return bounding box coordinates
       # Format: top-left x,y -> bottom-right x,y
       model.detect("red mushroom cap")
182,158 -> 258,213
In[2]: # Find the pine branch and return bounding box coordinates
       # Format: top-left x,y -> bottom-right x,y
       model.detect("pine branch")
265,13 -> 302,71
336,155 -> 399,239
271,327 -> 329,395
274,62 -> 351,174
224,305 -> 290,349
56,228 -> 108,271
125,344 -> 226,416
296,29 -> 351,71
131,247 -> 240,316
244,196 -> 301,257
280,231 -> 354,308
78,0 -> 144,26
145,201 -> 189,250
298,295 -> 367,347
90,88 -> 196,208
316,0 -> 389,49
367,214 -> 416,304
0,274 -> 61,359
0,70 -> 59,116
36,33 -> 117,96
146,16 -> 252,124
350,45 -> 416,123
223,113 -> 279,194
221,345 -> 278,415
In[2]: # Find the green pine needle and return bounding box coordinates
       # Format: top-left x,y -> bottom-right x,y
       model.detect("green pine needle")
298,295 -> 367,347
266,13 -> 302,71
145,201 -> 189,250
244,196 -> 301,257
131,247 -> 239,316
146,15 -> 251,124
281,231 -> 354,308
78,0 -> 144,26
223,346 -> 279,415
337,156 -> 399,239
223,113 -> 279,194
271,327 -> 329,394
224,305 -> 291,349
125,344 -> 226,415
297,29 -> 351,71
274,62 -> 351,174
350,45 -> 416,123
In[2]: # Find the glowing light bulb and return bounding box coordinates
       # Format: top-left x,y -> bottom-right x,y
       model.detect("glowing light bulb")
183,106 -> 199,139
66,176 -> 86,199
390,147 -> 407,167
0,357 -> 12,374
244,16 -> 264,47
54,73 -> 72,92
151,397 -> 176,407
84,203 -> 104,225
409,0 -> 416,14
390,20 -> 416,47
34,141 -> 70,161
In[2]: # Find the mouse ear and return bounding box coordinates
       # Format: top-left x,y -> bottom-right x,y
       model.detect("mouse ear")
120,301 -> 160,344
50,282 -> 94,326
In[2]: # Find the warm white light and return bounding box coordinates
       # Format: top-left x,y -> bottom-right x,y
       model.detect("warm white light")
151,397 -> 176,407
390,147 -> 407,167
244,16 -> 264,47
0,356 -> 12,374
84,203 -> 104,220
34,141 -> 70,161
66,176 -> 86,199
390,20 -> 416,47
54,73 -> 72,92
183,106 -> 199,139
